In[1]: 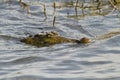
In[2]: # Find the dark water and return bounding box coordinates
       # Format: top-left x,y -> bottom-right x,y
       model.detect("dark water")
0,0 -> 120,80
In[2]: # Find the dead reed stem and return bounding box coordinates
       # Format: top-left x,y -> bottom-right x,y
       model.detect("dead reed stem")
53,16 -> 56,27
53,0 -> 56,27
20,2 -> 30,14
43,3 -> 47,20
96,0 -> 102,14
81,1 -> 85,17
75,0 -> 79,17
108,0 -> 118,9
53,1 -> 56,15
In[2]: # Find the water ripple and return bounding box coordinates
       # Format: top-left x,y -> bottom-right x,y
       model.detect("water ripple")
0,0 -> 120,80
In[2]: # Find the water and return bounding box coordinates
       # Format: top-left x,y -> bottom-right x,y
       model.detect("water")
0,0 -> 120,80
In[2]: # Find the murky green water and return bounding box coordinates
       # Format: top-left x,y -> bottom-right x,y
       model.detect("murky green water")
0,0 -> 120,80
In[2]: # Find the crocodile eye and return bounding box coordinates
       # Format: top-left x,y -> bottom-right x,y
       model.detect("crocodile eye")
80,37 -> 91,43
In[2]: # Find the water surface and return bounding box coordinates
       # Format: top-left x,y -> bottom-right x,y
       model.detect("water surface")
0,0 -> 120,80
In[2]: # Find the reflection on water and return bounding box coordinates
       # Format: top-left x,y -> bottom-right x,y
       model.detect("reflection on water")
0,0 -> 120,80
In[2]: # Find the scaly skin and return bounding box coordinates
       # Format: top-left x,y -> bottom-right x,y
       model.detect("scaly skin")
21,32 -> 91,47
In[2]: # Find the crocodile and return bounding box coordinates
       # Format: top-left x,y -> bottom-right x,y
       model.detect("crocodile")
20,31 -> 91,47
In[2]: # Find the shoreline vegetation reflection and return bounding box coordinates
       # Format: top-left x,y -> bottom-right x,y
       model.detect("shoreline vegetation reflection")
1,0 -> 120,47
4,0 -> 120,20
